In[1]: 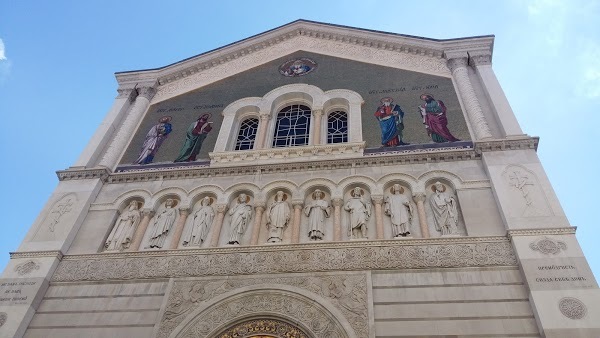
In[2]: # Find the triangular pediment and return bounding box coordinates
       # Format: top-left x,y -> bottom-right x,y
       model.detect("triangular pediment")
115,20 -> 494,104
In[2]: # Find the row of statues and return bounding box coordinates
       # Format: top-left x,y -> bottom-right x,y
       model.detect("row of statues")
104,182 -> 460,251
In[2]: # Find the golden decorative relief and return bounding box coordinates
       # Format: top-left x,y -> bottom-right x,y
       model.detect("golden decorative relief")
217,319 -> 309,338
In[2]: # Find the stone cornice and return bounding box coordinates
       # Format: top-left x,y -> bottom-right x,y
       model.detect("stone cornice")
51,236 -> 515,282
56,167 -> 110,182
10,250 -> 64,260
507,227 -> 577,238
115,20 -> 494,102
474,136 -> 539,153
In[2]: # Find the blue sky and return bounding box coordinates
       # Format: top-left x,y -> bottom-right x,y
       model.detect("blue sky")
1,1 -> 599,276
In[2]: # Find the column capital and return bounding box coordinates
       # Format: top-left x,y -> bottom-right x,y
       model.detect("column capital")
116,87 -> 137,101
254,202 -> 266,210
137,86 -> 157,101
332,198 -> 344,207
371,195 -> 384,205
469,52 -> 492,67
446,57 -> 468,73
312,109 -> 324,117
292,200 -> 304,209
178,207 -> 190,216
215,204 -> 228,213
141,209 -> 155,218
259,113 -> 271,121
413,192 -> 427,203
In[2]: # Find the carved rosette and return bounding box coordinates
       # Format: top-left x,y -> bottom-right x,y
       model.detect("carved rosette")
14,260 -> 40,276
558,297 -> 587,320
529,237 -> 567,255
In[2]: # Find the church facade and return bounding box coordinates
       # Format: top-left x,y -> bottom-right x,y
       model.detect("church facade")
1,20 -> 598,338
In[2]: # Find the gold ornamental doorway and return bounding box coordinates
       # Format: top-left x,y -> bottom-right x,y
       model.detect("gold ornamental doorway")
215,318 -> 311,338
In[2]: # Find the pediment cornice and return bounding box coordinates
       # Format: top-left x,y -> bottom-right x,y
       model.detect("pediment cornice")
115,20 -> 494,103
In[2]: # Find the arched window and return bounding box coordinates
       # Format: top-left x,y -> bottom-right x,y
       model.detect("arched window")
327,110 -> 348,144
272,104 -> 312,148
235,117 -> 259,150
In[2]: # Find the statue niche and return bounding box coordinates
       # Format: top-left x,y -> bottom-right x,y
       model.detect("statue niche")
104,200 -> 142,251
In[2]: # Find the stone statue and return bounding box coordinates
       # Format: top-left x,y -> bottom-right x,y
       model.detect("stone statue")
430,182 -> 459,236
304,189 -> 331,240
147,199 -> 178,248
344,187 -> 371,239
228,193 -> 253,245
384,184 -> 414,238
105,200 -> 141,251
265,191 -> 291,243
182,196 -> 215,246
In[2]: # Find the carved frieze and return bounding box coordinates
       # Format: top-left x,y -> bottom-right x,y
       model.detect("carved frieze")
14,260 -> 40,276
529,237 -> 567,255
157,273 -> 367,338
51,238 -> 516,282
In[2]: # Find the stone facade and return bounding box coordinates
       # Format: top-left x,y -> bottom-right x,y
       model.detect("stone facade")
2,20 -> 598,338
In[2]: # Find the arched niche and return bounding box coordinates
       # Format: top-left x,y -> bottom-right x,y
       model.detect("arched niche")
258,188 -> 294,245
220,187 -> 256,246
140,196 -> 181,251
424,178 -> 466,237
178,190 -> 220,249
341,183 -> 375,241
381,181 -> 418,239
300,185 -> 334,243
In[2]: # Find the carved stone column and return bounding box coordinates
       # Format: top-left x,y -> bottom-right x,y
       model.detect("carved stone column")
312,109 -> 323,145
332,198 -> 344,241
371,195 -> 385,239
256,113 -> 271,149
446,56 -> 493,140
291,201 -> 303,243
413,193 -> 430,238
250,202 -> 266,245
98,85 -> 157,169
130,209 -> 154,251
169,208 -> 189,249
210,204 -> 228,247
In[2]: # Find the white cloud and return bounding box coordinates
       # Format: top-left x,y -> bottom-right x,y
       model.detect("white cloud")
526,0 -> 569,49
0,39 -> 6,60
577,42 -> 600,98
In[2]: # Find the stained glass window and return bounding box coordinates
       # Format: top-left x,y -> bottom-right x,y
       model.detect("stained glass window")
327,110 -> 348,144
235,117 -> 259,150
272,105 -> 312,148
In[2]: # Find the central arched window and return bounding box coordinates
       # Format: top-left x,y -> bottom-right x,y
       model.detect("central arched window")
327,110 -> 348,144
235,117 -> 259,150
272,104 -> 312,148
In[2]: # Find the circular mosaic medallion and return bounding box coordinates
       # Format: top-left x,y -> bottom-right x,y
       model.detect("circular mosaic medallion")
559,297 -> 587,319
279,58 -> 317,77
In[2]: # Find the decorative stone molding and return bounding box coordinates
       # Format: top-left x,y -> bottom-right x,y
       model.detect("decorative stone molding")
331,198 -> 344,207
474,137 -> 539,153
116,87 -> 137,101
56,167 -> 111,181
51,236 -> 516,282
507,227 -> 576,238
215,319 -> 309,338
0,312 -> 6,327
558,297 -> 587,320
158,273 -> 366,338
529,237 -> 567,255
469,53 -> 492,66
14,260 -> 40,276
137,86 -> 157,100
209,142 -> 365,165
10,250 -> 63,260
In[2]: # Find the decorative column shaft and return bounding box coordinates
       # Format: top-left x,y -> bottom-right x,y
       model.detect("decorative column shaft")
332,198 -> 343,241
98,86 -> 156,169
413,193 -> 430,238
291,201 -> 303,243
312,109 -> 323,145
130,209 -> 154,251
371,195 -> 385,239
250,203 -> 266,245
169,208 -> 189,249
447,57 -> 493,140
256,113 -> 271,149
210,204 -> 228,247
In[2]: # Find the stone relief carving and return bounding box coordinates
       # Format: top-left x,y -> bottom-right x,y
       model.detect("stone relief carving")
266,191 -> 291,243
215,319 -> 309,338
502,165 -> 552,217
14,260 -> 40,276
105,200 -> 141,251
305,189 -> 331,241
33,193 -> 78,241
384,184 -> 414,238
227,193 -> 253,245
430,182 -> 459,236
529,237 -> 567,255
51,239 -> 516,282
147,199 -> 179,249
157,273 -> 366,338
182,197 -> 214,247
0,312 -> 6,327
558,297 -> 587,320
344,187 -> 371,239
